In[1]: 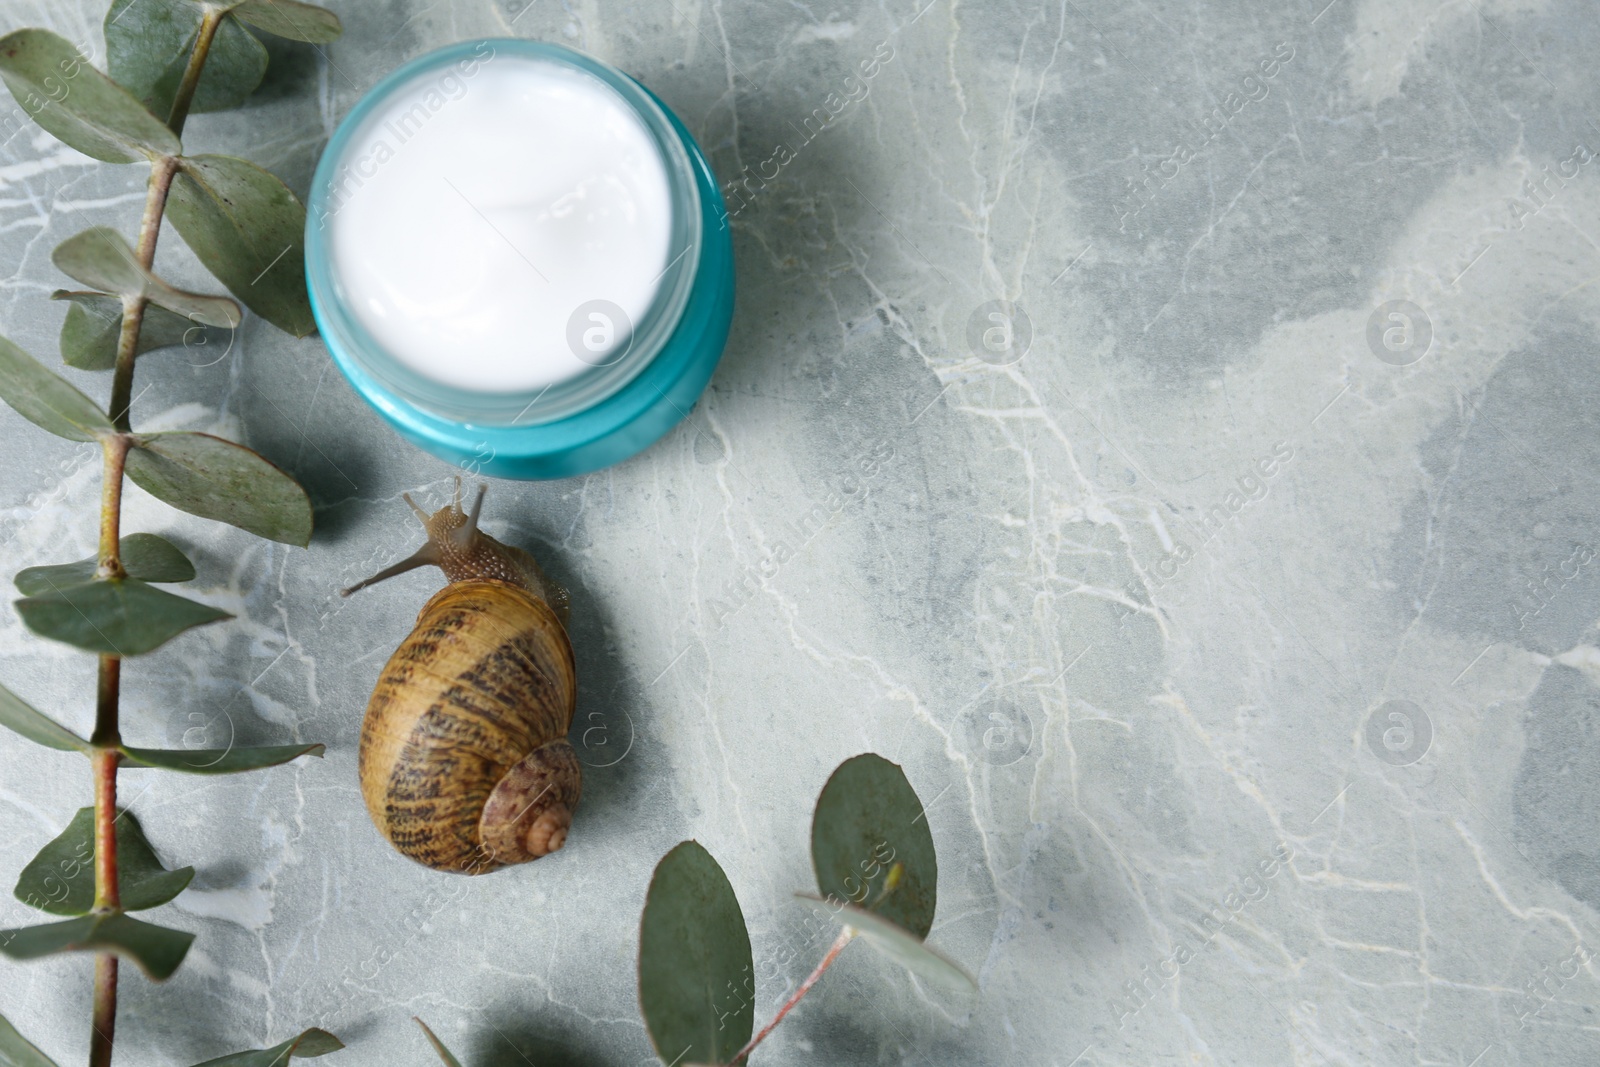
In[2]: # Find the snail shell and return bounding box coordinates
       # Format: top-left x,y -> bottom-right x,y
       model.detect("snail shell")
343,481 -> 580,874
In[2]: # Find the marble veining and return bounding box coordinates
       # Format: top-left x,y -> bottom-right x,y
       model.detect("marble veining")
1,0 -> 1598,1063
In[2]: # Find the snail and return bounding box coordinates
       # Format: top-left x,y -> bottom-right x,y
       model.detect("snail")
341,479 -> 579,874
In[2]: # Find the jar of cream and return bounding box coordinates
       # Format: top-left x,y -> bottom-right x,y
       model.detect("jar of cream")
306,39 -> 733,479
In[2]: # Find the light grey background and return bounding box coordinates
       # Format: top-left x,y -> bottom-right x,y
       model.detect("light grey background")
1,0 -> 1599,1064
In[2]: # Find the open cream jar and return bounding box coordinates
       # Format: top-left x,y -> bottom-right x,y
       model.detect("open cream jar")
306,39 -> 734,479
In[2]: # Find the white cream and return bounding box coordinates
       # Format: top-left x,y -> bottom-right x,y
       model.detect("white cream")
327,49 -> 673,394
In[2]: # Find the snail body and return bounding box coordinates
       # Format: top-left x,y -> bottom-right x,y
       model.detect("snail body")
343,482 -> 580,874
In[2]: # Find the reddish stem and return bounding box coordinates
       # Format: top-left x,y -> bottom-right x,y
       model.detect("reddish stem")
97,436 -> 128,578
89,955 -> 116,1067
80,14 -> 223,1067
87,738 -> 120,1067
726,930 -> 853,1066
90,747 -> 120,909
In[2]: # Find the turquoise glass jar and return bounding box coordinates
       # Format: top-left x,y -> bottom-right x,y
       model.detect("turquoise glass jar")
305,39 -> 734,480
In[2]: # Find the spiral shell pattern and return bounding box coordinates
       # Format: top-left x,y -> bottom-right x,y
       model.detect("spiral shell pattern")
358,580 -> 579,873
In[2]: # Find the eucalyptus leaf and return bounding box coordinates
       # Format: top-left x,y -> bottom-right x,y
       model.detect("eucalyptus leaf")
15,576 -> 230,656
126,431 -> 313,546
53,229 -> 241,328
0,334 -> 113,442
638,841 -> 753,1067
0,29 -> 179,163
0,1012 -> 58,1067
811,753 -> 938,939
16,533 -> 194,596
121,742 -> 324,775
189,1028 -> 343,1067
52,229 -> 141,295
15,807 -> 193,917
0,681 -> 88,752
167,154 -> 313,336
0,912 -> 193,980
54,291 -> 220,371
412,1019 -> 462,1067
229,0 -> 343,44
793,895 -> 975,991
104,0 -> 268,119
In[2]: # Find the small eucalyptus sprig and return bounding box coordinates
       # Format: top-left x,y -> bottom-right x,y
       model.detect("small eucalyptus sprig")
639,753 -> 975,1066
0,3 -> 345,1066
412,754 -> 974,1067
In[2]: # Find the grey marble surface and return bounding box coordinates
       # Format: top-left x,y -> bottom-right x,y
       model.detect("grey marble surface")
1,0 -> 1599,1064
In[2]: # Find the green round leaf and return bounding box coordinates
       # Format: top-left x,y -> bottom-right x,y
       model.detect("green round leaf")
15,576 -> 231,656
811,753 -> 938,939
638,841 -> 754,1067
53,229 -> 144,296
15,806 -> 194,917
412,1019 -> 462,1067
116,532 -> 198,583
53,229 -> 241,328
0,912 -> 194,980
0,334 -> 113,442
228,0 -> 343,44
54,292 -> 215,371
793,895 -> 975,991
0,1011 -> 59,1067
126,431 -> 313,546
0,680 -> 88,752
0,29 -> 180,163
105,0 -> 268,119
167,154 -> 313,336
16,533 -> 195,596
189,1028 -> 343,1067
121,742 -> 324,775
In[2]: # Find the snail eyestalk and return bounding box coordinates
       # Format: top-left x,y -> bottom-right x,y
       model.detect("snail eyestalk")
339,482 -> 492,596
459,482 -> 487,546
339,543 -> 442,597
341,483 -> 568,605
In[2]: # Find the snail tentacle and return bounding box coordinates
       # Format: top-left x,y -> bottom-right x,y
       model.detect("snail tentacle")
458,482 -> 487,546
340,541 -> 442,597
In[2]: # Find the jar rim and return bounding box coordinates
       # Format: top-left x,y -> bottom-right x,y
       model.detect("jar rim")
306,38 -> 703,427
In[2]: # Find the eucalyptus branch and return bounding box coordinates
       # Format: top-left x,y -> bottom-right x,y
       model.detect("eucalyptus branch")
635,758 -> 974,1067
86,21 -> 218,1063
0,5 -> 340,1066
